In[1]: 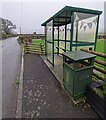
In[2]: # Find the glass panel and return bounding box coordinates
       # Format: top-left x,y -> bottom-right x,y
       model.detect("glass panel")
54,27 -> 58,40
46,20 -> 53,64
67,23 -> 71,40
78,16 -> 97,42
54,41 -> 58,53
47,42 -> 52,62
59,25 -> 65,40
46,21 -> 53,42
73,12 -> 98,49
59,41 -> 65,53
72,47 -> 76,51
66,42 -> 70,50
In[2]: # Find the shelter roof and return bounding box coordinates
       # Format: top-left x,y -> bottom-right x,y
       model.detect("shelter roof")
41,6 -> 102,26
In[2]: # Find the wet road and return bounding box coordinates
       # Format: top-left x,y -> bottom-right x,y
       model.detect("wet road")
2,37 -> 21,118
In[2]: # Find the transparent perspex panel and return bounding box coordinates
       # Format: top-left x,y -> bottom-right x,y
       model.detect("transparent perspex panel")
47,42 -> 53,63
67,23 -> 71,40
73,12 -> 98,48
54,41 -> 58,53
59,25 -> 65,53
54,27 -> 58,40
66,42 -> 70,50
46,21 -> 53,42
46,20 -> 53,63
54,27 -> 58,53
59,41 -> 65,53
59,25 -> 65,40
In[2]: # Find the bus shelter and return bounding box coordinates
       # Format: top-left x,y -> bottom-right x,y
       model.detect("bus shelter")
41,6 -> 102,66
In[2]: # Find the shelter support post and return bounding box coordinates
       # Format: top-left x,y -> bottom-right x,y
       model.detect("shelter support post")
65,11 -> 67,51
75,21 -> 78,50
52,20 -> 54,66
70,12 -> 74,51
45,26 -> 47,55
94,15 -> 100,51
65,24 -> 67,51
58,25 -> 59,54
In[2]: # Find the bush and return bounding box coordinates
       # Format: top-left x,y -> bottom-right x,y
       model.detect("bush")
2,34 -> 18,39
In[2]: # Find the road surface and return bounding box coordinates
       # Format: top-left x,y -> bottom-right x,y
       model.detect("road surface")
2,37 -> 21,118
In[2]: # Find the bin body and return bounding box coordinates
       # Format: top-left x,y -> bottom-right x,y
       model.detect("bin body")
63,50 -> 96,99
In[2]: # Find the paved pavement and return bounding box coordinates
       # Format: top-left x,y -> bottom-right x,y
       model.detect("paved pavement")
2,37 -> 21,118
22,54 -> 98,118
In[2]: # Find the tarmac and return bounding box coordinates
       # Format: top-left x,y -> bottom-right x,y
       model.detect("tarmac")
21,54 -> 98,118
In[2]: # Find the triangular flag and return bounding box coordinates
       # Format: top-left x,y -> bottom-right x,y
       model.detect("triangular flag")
87,22 -> 92,29
74,13 -> 80,22
80,21 -> 85,29
56,28 -> 58,30
59,28 -> 61,32
83,26 -> 87,31
93,17 -> 98,25
67,28 -> 70,31
75,22 -> 77,27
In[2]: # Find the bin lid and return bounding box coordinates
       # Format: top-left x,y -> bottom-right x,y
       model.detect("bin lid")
62,50 -> 96,61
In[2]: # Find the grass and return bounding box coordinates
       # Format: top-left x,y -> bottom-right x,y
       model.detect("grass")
95,39 -> 106,70
32,39 -> 45,46
16,79 -> 20,84
17,38 -> 22,45
96,39 -> 105,53
16,76 -> 20,85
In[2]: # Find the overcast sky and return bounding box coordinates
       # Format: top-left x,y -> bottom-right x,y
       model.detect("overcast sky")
1,0 -> 105,34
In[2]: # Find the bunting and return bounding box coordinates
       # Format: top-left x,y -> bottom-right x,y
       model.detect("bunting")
54,28 -> 70,32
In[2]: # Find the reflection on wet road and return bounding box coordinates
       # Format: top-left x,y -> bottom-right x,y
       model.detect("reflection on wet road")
2,37 -> 21,118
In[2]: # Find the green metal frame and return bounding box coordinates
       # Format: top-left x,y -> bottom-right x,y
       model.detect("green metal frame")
70,12 -> 74,51
57,25 -> 59,54
65,25 -> 67,51
46,20 -> 54,66
65,10 -> 67,51
52,20 -> 54,66
45,26 -> 47,54
75,21 -> 79,50
94,15 -> 100,51
42,6 -> 102,66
